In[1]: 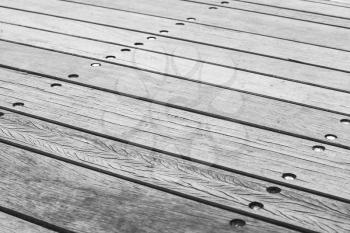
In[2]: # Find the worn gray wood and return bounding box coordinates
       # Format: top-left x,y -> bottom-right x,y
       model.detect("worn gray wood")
1,51 -> 350,147
2,31 -> 350,115
1,68 -> 350,200
6,0 -> 350,51
62,0 -> 350,28
0,142 -> 300,233
0,110 -> 350,232
225,0 -> 350,18
0,212 -> 54,233
1,1 -> 350,71
1,16 -> 350,94
2,41 -> 350,116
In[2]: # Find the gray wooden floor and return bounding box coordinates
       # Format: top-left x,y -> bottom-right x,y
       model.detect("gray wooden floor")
0,0 -> 349,232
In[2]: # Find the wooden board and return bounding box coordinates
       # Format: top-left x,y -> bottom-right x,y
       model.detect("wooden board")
0,212 -> 55,233
222,0 -> 350,18
0,142 -> 300,233
1,9 -> 350,94
1,0 -> 349,232
3,0 -> 350,52
2,31 -> 350,115
61,0 -> 350,28
1,50 -> 350,148
0,110 -> 350,232
1,68 -> 350,201
169,0 -> 350,28
1,0 -> 350,71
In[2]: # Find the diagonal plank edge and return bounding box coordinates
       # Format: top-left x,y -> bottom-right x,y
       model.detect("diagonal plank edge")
60,0 -> 350,29
0,142 -> 302,233
1,1 -> 350,72
0,48 -> 350,149
1,36 -> 350,116
1,13 -> 350,94
0,212 -> 55,233
0,68 -> 350,201
0,110 -> 349,232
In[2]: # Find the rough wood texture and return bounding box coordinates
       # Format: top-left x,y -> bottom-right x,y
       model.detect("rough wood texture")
0,212 -> 54,233
0,110 -> 349,232
224,0 -> 350,18
1,55 -> 350,148
171,0 -> 350,27
1,1 -> 350,71
1,68 -> 350,200
0,142 -> 299,233
2,35 -> 350,115
3,0 -> 350,51
1,11 -> 350,95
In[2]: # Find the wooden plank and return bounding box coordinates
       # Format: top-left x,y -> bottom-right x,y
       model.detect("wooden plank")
0,212 -> 54,233
1,69 -> 350,200
300,0 -> 350,7
0,110 -> 350,232
63,0 -> 350,28
0,142 -> 300,233
1,40 -> 350,115
225,0 -> 350,18
1,18 -> 350,94
7,0 -> 349,52
1,1 -> 350,71
1,47 -> 350,148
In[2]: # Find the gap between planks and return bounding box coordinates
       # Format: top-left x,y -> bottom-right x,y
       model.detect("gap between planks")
0,68 -> 350,202
0,142 -> 302,233
0,111 -> 349,233
1,10 -> 350,95
1,1 -> 350,72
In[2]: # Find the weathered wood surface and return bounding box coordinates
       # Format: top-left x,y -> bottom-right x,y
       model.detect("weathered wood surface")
0,110 -> 349,232
0,212 -> 54,233
2,16 -> 350,94
1,1 -> 350,71
1,52 -> 350,148
1,68 -> 350,200
0,142 -> 300,233
62,0 -> 350,28
222,0 -> 350,18
2,33 -> 350,115
4,0 -> 350,52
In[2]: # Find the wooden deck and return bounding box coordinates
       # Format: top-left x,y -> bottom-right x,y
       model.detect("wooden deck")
0,0 -> 349,232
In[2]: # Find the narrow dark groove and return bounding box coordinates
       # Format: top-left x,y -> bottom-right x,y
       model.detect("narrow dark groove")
1,4 -> 350,63
2,24 -> 350,98
1,90 -> 350,206
301,0 -> 350,9
0,139 -> 326,233
0,206 -> 76,233
56,0 -> 350,51
2,41 -> 350,121
229,0 -> 350,20
1,39 -> 350,118
175,0 -> 350,29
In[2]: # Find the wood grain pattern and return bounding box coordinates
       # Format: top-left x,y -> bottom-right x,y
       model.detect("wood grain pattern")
1,68 -> 350,200
0,110 -> 349,232
1,51 -> 350,147
2,14 -> 350,94
1,0 -> 350,72
2,31 -> 350,115
0,212 -> 54,233
224,0 -> 350,18
170,0 -> 350,27
10,0 -> 350,51
62,0 -> 350,28
0,142 -> 300,233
